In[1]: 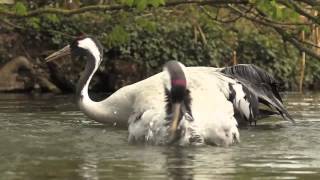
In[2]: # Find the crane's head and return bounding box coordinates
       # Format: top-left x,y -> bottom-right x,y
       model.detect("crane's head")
163,60 -> 188,142
45,35 -> 103,66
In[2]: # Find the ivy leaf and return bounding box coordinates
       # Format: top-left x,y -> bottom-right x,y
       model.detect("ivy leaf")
27,17 -> 40,30
135,0 -> 147,11
12,2 -> 27,16
149,0 -> 165,7
254,0 -> 301,22
119,0 -> 134,6
158,0 -> 165,6
104,25 -> 129,47
44,14 -> 60,24
136,18 -> 156,32
283,7 -> 300,22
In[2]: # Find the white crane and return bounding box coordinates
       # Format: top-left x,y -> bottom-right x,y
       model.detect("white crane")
45,36 -> 293,146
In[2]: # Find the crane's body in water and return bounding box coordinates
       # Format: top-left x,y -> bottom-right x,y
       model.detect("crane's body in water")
126,67 -> 240,146
45,36 -> 293,146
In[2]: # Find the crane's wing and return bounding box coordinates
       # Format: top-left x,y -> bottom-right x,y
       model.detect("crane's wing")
219,64 -> 294,125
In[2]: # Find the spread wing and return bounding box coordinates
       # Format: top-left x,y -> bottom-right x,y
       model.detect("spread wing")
220,64 -> 294,125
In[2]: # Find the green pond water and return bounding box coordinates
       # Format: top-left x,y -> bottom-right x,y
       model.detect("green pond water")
0,93 -> 320,180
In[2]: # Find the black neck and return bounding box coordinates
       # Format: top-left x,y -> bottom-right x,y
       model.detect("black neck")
165,88 -> 192,116
76,53 -> 97,100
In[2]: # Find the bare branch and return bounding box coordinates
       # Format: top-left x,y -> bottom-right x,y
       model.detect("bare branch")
228,5 -> 280,27
303,40 -> 320,49
228,5 -> 320,60
273,27 -> 320,60
247,5 -> 310,27
298,0 -> 320,7
0,18 -> 23,29
0,0 -> 248,18
200,6 -> 245,24
278,0 -> 320,25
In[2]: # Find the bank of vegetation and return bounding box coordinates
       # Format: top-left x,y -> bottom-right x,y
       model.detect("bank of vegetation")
0,0 -> 320,93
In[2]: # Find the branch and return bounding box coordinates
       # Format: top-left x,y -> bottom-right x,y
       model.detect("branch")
0,0 -> 248,18
228,5 -> 320,60
274,27 -> 320,60
245,5 -> 310,27
303,40 -> 320,49
228,5 -> 280,27
200,6 -> 245,24
0,18 -> 23,29
278,0 -> 320,25
298,0 -> 320,7
0,4 -> 127,18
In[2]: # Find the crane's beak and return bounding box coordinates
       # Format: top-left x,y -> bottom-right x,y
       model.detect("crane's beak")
169,103 -> 181,142
45,45 -> 71,62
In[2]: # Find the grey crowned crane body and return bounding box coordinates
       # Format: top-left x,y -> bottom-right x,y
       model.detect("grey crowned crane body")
46,36 -> 293,146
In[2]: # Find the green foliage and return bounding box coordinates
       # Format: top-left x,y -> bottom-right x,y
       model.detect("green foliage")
2,1 -> 319,90
148,0 -> 165,8
103,25 -> 130,48
26,17 -> 41,30
119,0 -> 165,10
119,0 -> 134,6
12,2 -> 27,15
135,0 -> 148,10
280,7 -> 300,22
117,22 -> 229,71
44,14 -> 60,24
252,0 -> 300,22
136,18 -> 157,32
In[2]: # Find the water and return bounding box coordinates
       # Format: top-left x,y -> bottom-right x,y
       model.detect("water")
0,93 -> 320,180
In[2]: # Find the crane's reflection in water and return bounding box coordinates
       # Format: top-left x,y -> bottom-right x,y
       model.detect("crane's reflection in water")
165,147 -> 195,180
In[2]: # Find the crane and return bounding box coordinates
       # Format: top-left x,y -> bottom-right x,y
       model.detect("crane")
45,35 -> 293,146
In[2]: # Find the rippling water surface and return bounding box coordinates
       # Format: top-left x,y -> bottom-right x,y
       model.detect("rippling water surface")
0,93 -> 320,180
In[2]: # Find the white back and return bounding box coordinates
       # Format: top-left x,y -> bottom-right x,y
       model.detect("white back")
124,67 -> 239,145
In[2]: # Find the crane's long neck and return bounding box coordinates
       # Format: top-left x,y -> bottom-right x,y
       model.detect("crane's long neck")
76,55 -> 98,101
75,55 -> 108,122
75,56 -> 130,126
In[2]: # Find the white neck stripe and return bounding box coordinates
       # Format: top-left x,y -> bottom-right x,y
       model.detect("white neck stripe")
78,38 -> 101,97
78,38 -> 101,66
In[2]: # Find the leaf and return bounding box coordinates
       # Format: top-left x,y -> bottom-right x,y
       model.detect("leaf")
12,2 -> 27,16
135,0 -> 147,11
149,0 -> 165,8
255,0 -> 299,22
158,0 -> 165,6
136,18 -> 156,32
119,0 -> 134,6
283,8 -> 300,22
44,14 -> 60,24
105,25 -> 130,47
26,17 -> 40,30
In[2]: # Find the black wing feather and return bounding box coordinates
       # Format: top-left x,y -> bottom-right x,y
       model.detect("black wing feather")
221,64 -> 294,123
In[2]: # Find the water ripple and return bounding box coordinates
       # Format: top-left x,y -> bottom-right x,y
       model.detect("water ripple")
0,93 -> 320,180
